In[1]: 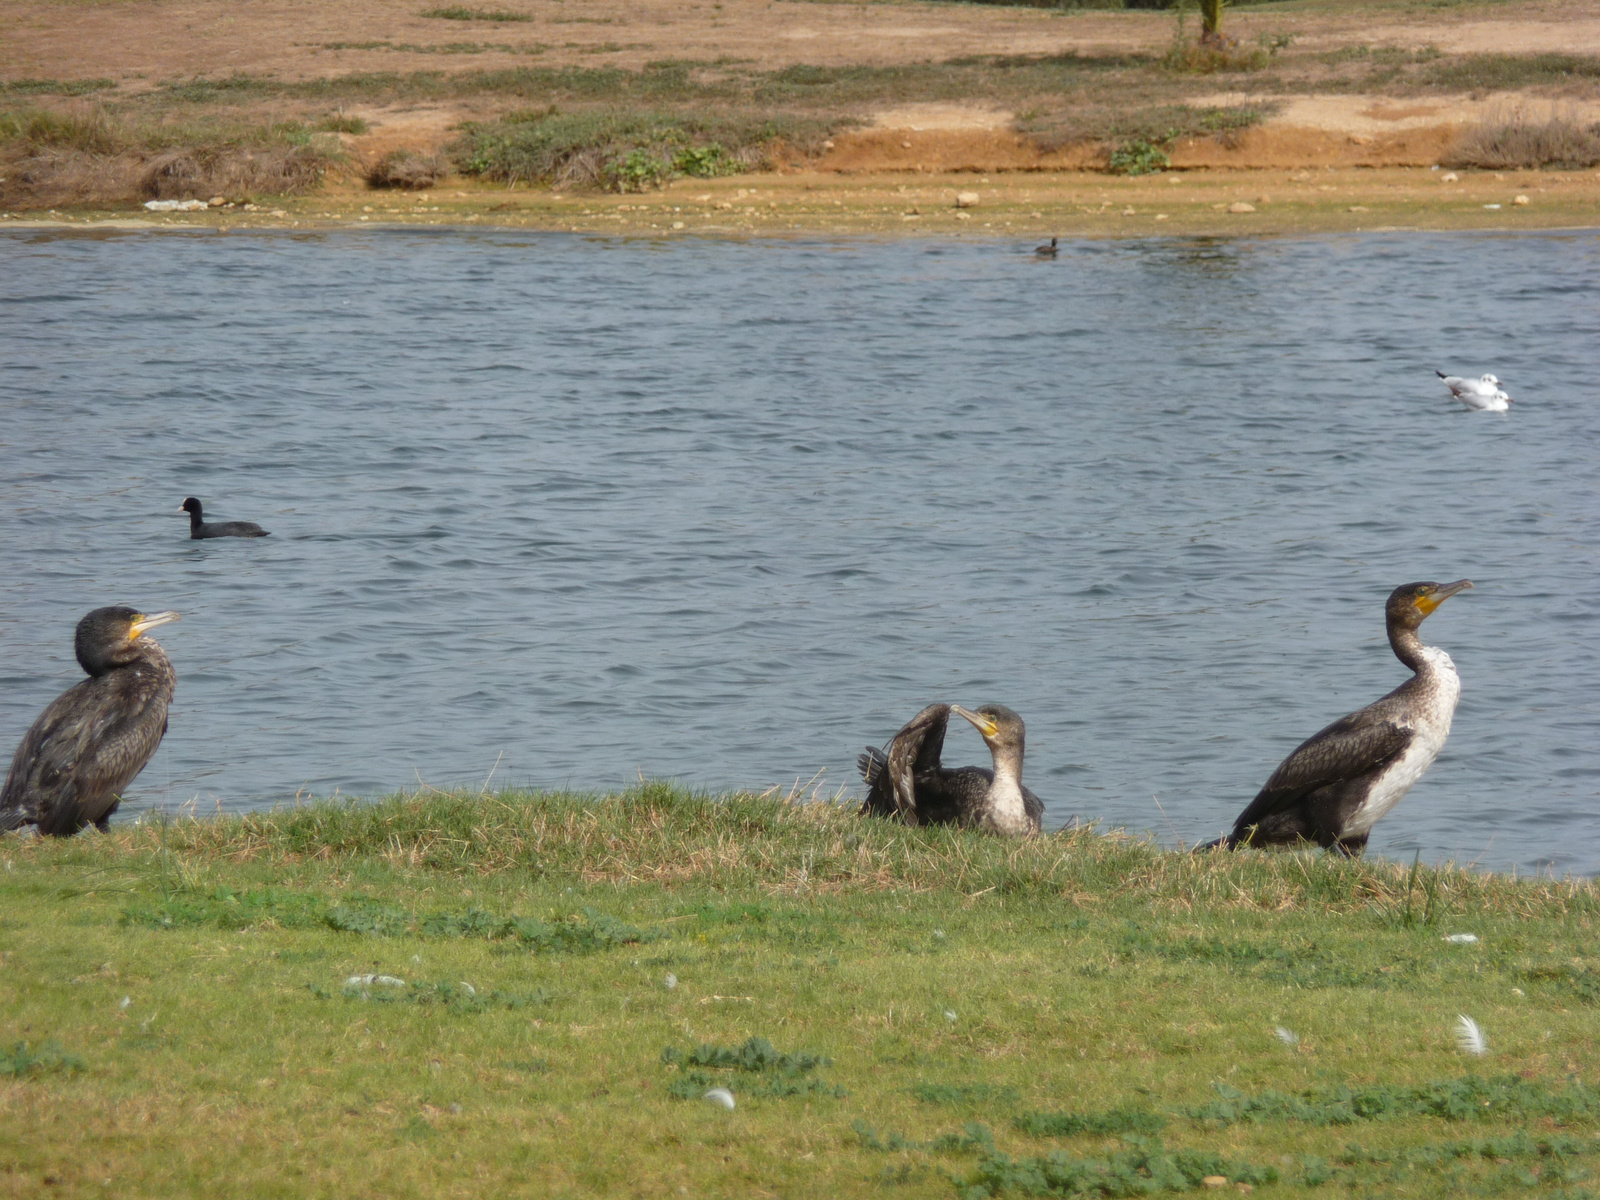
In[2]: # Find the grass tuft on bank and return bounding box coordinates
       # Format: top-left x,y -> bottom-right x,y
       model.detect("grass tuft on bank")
1445,114 -> 1600,170
0,104 -> 350,208
3,786 -> 1598,1196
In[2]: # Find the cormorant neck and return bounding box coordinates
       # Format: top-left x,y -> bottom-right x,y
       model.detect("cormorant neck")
1388,621 -> 1430,674
989,744 -> 1025,790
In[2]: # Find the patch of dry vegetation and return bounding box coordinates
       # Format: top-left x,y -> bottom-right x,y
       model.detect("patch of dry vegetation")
366,147 -> 449,188
1444,113 -> 1600,169
0,105 -> 344,208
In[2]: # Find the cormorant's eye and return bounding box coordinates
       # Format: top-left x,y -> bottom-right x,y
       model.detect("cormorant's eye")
1416,586 -> 1431,596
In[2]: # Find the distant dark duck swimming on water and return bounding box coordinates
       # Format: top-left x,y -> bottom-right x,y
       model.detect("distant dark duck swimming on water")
859,703 -> 1043,835
1034,237 -> 1059,259
181,497 -> 270,539
1,607 -> 180,837
1202,579 -> 1473,856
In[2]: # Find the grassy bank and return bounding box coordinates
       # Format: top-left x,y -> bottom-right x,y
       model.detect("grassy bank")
6,43 -> 1600,209
2,786 -> 1597,1197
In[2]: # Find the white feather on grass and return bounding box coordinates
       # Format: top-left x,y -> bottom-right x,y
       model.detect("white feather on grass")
1455,1014 -> 1489,1056
1274,1026 -> 1299,1046
704,1088 -> 736,1109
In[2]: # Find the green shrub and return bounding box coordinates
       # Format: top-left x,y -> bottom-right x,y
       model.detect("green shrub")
1109,138 -> 1170,174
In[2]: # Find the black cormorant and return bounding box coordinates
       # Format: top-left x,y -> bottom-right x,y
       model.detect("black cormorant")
858,703 -> 1043,835
1203,579 -> 1473,855
181,497 -> 269,539
0,607 -> 180,837
1034,237 -> 1059,259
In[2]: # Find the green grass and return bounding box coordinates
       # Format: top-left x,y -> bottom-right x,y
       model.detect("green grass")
1,785 -> 1597,1196
0,77 -> 119,97
421,5 -> 534,20
453,107 -> 830,189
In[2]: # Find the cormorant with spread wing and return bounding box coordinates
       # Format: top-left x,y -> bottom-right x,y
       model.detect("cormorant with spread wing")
858,703 -> 1043,835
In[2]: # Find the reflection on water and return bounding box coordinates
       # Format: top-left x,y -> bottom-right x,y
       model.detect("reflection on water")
2,228 -> 1598,874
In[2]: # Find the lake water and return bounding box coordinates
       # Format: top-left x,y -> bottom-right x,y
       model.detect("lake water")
3,227 -> 1597,874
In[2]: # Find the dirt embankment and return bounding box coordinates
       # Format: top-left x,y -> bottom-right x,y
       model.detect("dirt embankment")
3,0 -> 1600,226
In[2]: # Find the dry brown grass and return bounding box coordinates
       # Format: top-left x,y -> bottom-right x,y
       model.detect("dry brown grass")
366,147 -> 449,188
0,105 -> 341,208
1444,112 -> 1600,169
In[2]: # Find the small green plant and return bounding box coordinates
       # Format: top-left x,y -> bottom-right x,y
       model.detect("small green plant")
0,78 -> 118,97
312,979 -> 550,1012
326,901 -> 665,950
660,1037 -> 846,1100
610,147 -> 671,191
0,1041 -> 85,1077
672,143 -> 734,177
1013,1106 -> 1168,1137
913,1082 -> 1022,1107
1109,138 -> 1170,175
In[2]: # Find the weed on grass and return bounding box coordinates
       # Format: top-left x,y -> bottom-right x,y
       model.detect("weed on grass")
913,1082 -> 1023,1107
123,885 -> 328,930
0,78 -> 119,97
0,1041 -> 84,1077
1013,1106 -> 1168,1137
325,900 -> 665,950
960,1135 -> 1280,1198
421,6 -> 533,20
1186,1076 -> 1600,1127
307,978 -> 551,1012
854,1119 -> 996,1153
661,1036 -> 846,1099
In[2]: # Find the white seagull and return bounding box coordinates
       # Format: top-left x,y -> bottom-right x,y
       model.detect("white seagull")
1437,370 -> 1512,412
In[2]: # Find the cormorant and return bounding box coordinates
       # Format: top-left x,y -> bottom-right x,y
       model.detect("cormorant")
181,497 -> 270,539
1203,579 -> 1473,855
1437,371 -> 1512,412
1035,237 -> 1059,259
858,703 -> 1043,835
0,607 -> 180,837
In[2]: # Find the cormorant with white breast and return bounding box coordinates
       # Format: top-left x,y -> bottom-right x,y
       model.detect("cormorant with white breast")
858,703 -> 1043,835
1,607 -> 180,837
1203,579 -> 1473,855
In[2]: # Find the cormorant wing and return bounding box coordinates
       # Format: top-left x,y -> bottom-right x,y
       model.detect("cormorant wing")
886,704 -> 951,823
0,675 -> 169,833
1230,711 -> 1411,837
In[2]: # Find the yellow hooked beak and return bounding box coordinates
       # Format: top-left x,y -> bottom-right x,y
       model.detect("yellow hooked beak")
1415,580 -> 1473,616
129,611 -> 181,639
950,705 -> 999,739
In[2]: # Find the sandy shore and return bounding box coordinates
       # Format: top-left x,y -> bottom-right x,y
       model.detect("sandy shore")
9,166 -> 1599,238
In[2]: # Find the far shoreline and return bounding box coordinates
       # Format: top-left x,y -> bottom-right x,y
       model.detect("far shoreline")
6,166 -> 1600,240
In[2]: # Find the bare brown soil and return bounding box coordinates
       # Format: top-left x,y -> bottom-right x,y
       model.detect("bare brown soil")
8,0 -> 1600,82
5,0 -> 1600,228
